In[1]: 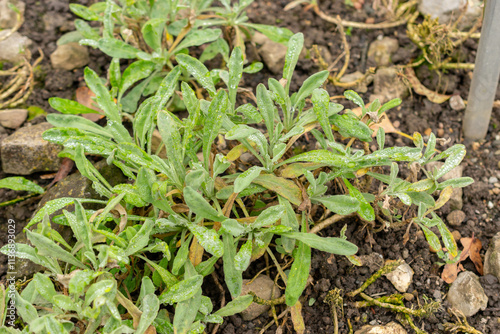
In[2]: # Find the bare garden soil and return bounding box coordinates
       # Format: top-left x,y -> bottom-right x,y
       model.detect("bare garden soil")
0,0 -> 499,333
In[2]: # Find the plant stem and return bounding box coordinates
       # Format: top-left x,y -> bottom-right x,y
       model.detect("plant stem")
347,259 -> 403,297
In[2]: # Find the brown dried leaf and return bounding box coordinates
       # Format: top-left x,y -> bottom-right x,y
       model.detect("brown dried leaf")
442,263 -> 460,283
405,67 -> 450,104
189,236 -> 204,267
461,237 -> 484,275
351,106 -> 398,136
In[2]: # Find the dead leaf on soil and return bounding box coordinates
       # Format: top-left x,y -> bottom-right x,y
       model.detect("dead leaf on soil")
405,67 -> 450,104
461,236 -> 483,275
441,235 -> 483,283
76,86 -> 104,121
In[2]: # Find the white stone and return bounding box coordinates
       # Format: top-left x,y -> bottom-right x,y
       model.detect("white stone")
384,262 -> 414,293
355,321 -> 407,334
0,109 -> 27,128
447,271 -> 488,317
419,0 -> 483,28
0,0 -> 24,29
0,31 -> 32,63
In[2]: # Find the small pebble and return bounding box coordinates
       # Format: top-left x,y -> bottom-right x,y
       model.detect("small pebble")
493,188 -> 500,195
489,177 -> 499,184
488,201 -> 494,209
495,150 -> 500,156
437,128 -> 444,137
447,210 -> 466,226
452,230 -> 461,241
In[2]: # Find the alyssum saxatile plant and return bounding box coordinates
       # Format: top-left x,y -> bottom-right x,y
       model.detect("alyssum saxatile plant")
59,0 -> 290,113
0,32 -> 472,333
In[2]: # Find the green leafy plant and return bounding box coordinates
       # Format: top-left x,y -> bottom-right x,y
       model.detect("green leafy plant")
60,0 -> 291,113
1,32 -> 472,333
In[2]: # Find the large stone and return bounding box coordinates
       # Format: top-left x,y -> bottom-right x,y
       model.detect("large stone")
0,109 -> 27,129
355,321 -> 407,334
485,232 -> 500,281
0,0 -> 24,29
240,275 -> 281,321
368,37 -> 399,67
50,42 -> 89,71
0,122 -> 62,175
447,271 -> 488,317
253,32 -> 288,74
426,162 -> 463,210
372,67 -> 409,104
0,31 -> 32,63
418,0 -> 482,29
384,261 -> 414,293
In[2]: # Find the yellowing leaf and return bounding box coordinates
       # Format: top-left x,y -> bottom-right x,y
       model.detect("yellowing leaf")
189,237 -> 204,267
291,301 -> 305,334
252,173 -> 302,205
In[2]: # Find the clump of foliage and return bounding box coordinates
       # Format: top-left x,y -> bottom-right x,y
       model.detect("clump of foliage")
0,31 -> 472,333
59,0 -> 290,113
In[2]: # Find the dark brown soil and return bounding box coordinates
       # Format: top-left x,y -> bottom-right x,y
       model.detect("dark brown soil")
1,0 -> 499,333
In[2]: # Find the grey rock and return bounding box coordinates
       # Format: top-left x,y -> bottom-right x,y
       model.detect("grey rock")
253,32 -> 288,74
0,0 -> 24,29
489,176 -> 498,184
447,210 -> 466,226
0,122 -> 62,175
426,162 -> 463,210
449,95 -> 466,111
419,0 -> 482,29
367,37 -> 399,67
0,109 -> 27,128
340,71 -> 372,93
372,67 -> 409,104
384,262 -> 414,293
447,271 -> 488,317
355,321 -> 407,334
0,31 -> 32,63
50,42 -> 89,71
484,232 -> 500,281
240,275 -> 281,321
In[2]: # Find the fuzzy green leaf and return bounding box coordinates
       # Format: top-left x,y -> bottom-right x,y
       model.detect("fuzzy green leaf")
97,38 -> 140,59
314,195 -> 360,215
184,187 -> 224,222
48,97 -> 99,115
0,177 -> 45,194
285,240 -> 310,306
